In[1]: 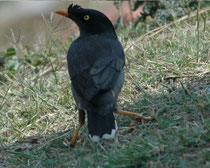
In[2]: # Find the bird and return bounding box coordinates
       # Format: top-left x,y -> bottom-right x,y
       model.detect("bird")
55,4 -> 152,147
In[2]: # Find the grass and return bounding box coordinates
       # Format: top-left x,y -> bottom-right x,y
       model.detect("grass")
0,13 -> 210,167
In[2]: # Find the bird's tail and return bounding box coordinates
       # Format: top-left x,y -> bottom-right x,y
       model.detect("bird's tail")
87,110 -> 117,142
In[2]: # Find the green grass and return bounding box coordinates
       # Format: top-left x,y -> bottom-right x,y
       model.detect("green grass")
0,16 -> 209,167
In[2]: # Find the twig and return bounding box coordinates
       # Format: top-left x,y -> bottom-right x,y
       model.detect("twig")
125,6 -> 210,52
196,2 -> 200,62
0,84 -> 12,111
31,60 -> 66,82
147,7 -> 210,39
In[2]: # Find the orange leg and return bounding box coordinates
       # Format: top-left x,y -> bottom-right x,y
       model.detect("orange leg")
70,123 -> 83,147
64,123 -> 83,147
114,110 -> 153,127
114,110 -> 153,120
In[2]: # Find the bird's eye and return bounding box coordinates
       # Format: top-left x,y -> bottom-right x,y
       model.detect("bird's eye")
83,15 -> 90,21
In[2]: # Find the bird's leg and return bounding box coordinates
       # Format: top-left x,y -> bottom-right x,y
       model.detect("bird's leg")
114,110 -> 153,120
69,123 -> 83,147
64,110 -> 85,147
114,110 -> 153,127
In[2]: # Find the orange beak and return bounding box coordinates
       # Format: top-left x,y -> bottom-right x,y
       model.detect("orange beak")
55,10 -> 68,17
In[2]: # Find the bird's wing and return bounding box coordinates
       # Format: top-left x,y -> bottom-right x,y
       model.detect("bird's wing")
68,36 -> 125,101
90,51 -> 124,90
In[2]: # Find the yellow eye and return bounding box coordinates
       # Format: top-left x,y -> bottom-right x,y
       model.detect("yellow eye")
84,15 -> 90,20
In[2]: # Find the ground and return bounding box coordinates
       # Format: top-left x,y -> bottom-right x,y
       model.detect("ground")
0,12 -> 209,168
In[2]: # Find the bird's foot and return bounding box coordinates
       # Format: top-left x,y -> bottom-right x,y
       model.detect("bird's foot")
70,129 -> 79,147
63,123 -> 83,147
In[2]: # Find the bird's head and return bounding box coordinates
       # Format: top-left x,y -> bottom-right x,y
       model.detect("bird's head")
55,4 -> 117,37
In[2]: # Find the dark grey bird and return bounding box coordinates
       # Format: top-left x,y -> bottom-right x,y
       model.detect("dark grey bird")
56,4 -> 151,147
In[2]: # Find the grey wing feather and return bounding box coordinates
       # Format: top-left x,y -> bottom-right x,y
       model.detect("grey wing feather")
90,56 -> 124,89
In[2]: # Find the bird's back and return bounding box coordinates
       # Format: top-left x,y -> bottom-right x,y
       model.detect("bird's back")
67,34 -> 124,102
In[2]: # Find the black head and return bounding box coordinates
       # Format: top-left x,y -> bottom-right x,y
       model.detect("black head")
56,4 -> 117,37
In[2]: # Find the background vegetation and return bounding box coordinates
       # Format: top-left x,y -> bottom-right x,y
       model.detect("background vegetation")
0,1 -> 209,167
